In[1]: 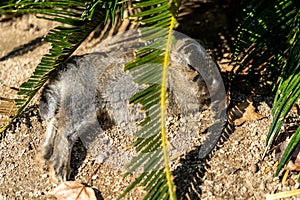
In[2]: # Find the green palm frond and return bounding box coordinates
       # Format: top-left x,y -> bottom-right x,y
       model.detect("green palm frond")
276,126 -> 300,177
267,27 -> 300,173
118,1 -> 180,199
0,0 -> 120,135
233,0 -> 300,176
232,0 -> 298,85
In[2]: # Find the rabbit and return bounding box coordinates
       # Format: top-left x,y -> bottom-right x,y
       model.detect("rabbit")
36,31 -> 225,182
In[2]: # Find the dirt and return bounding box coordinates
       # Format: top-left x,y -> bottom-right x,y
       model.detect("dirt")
1,5 -> 300,200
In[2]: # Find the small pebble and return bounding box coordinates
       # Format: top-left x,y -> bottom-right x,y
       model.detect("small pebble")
259,182 -> 266,190
92,174 -> 98,180
180,118 -> 187,124
250,163 -> 259,173
41,173 -> 48,178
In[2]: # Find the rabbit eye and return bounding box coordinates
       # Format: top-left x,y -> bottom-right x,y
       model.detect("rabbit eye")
187,64 -> 196,72
187,64 -> 200,82
192,74 -> 200,82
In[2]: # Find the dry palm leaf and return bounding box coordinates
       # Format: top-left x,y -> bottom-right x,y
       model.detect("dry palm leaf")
233,100 -> 264,126
49,181 -> 97,200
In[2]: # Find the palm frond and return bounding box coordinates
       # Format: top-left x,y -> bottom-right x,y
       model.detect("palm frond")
233,0 -> 300,176
263,7 -> 300,157
276,126 -> 300,176
0,0 -> 120,136
265,24 -> 300,167
232,0 -> 298,85
118,1 -> 180,199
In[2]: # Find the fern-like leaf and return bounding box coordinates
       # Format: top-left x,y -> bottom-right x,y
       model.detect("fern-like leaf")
265,24 -> 300,168
232,0 -> 298,85
233,0 -> 300,175
118,1 -> 180,199
276,126 -> 300,176
262,8 -> 300,159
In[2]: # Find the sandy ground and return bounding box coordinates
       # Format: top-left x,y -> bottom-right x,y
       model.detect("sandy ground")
1,6 -> 300,200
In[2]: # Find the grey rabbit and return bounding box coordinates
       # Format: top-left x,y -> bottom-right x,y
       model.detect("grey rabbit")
36,31 -> 224,183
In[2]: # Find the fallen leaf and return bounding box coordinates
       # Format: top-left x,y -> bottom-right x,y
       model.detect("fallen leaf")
233,100 -> 264,126
49,181 -> 97,200
291,142 -> 300,168
286,161 -> 300,171
275,140 -> 300,171
294,151 -> 300,167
